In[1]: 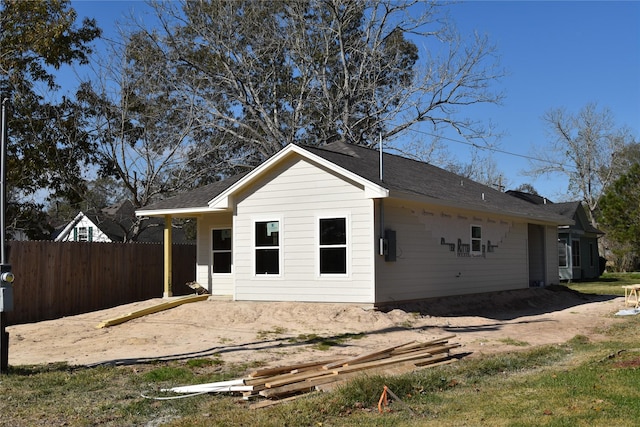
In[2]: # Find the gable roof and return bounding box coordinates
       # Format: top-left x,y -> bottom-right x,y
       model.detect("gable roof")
544,202 -> 604,235
506,191 -> 603,235
54,200 -> 194,243
137,142 -> 572,225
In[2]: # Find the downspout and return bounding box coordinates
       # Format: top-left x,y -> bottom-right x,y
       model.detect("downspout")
164,214 -> 173,298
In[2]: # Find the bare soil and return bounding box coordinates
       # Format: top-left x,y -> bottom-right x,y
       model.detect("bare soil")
6,286 -> 627,368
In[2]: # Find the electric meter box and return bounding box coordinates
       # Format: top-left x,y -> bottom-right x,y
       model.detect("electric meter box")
0,286 -> 12,312
0,264 -> 13,312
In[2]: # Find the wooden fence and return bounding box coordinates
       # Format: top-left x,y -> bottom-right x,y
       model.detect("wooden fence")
5,241 -> 196,325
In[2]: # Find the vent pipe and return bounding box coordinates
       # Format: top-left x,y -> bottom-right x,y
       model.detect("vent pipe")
379,133 -> 383,182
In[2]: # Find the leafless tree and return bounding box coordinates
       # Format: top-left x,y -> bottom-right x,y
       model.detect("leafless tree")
132,0 -> 504,162
526,102 -> 635,227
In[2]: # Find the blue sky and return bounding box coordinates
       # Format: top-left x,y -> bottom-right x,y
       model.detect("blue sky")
69,0 -> 640,200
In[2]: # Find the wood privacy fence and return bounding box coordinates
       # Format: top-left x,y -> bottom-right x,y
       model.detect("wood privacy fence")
5,241 -> 196,325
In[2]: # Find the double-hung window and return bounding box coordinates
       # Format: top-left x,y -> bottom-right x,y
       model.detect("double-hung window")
470,225 -> 482,255
255,221 -> 280,275
212,229 -> 232,274
75,226 -> 92,242
319,217 -> 347,274
558,239 -> 568,267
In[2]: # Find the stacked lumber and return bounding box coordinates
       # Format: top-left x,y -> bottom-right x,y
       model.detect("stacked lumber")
166,335 -> 460,408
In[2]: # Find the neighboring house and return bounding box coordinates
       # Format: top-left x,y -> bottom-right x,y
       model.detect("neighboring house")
507,191 -> 604,281
137,142 -> 572,305
54,200 -> 193,244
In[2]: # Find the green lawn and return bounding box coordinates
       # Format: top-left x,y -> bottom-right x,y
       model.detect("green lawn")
568,272 -> 640,296
1,273 -> 639,426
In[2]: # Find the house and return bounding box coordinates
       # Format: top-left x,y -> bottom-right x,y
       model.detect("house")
507,191 -> 604,281
136,142 -> 572,305
54,200 -> 193,244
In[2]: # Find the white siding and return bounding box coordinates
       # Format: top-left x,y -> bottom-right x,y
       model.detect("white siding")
375,199 -> 530,303
233,158 -> 375,303
196,212 -> 234,296
60,216 -> 112,242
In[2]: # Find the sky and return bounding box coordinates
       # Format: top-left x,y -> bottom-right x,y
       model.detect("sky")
67,0 -> 640,201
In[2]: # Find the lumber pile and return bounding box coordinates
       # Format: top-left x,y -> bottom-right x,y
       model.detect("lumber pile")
165,335 -> 460,408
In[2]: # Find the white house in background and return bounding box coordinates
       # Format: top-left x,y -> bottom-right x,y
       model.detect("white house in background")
55,211 -> 115,242
55,200 -> 193,243
136,142 -> 572,306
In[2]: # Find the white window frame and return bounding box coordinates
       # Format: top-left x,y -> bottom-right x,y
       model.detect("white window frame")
253,218 -> 282,277
558,238 -> 568,268
211,228 -> 233,275
470,225 -> 482,256
77,226 -> 89,242
317,215 -> 349,277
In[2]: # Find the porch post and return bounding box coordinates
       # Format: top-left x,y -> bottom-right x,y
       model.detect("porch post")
163,214 -> 173,298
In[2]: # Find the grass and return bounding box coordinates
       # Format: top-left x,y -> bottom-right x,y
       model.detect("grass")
567,272 -> 640,295
1,273 -> 639,426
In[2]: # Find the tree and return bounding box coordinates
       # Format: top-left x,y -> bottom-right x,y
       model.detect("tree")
0,0 -> 101,238
513,183 -> 539,196
527,103 -> 636,227
598,163 -> 640,271
120,0 -> 503,170
76,23 -> 243,241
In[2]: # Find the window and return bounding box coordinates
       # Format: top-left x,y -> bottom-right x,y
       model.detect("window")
319,217 -> 347,274
558,239 -> 567,267
75,226 -> 92,242
255,221 -> 279,274
212,229 -> 232,274
571,240 -> 581,268
470,225 -> 482,255
589,242 -> 595,267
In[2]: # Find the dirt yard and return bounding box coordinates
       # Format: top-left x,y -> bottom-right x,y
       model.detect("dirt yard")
6,286 -> 628,368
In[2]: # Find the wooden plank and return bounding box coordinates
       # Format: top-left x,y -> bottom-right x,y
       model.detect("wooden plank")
331,347 -> 455,374
260,373 -> 339,398
316,355 -> 454,393
96,294 -> 209,328
249,358 -> 340,378
265,369 -> 337,389
322,340 -> 415,369
389,335 -> 457,354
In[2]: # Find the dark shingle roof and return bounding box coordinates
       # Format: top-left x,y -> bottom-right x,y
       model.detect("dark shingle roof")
304,143 -> 569,223
140,172 -> 248,211
544,201 -> 603,234
138,142 -> 570,224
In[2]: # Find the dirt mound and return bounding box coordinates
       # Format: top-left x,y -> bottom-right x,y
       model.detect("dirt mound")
385,286 -> 613,320
7,287 -> 626,368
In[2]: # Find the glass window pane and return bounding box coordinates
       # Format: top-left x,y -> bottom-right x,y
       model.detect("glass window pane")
213,252 -> 232,273
320,218 -> 346,245
256,249 -> 279,274
212,229 -> 232,250
471,226 -> 482,239
471,240 -> 481,252
256,221 -> 279,247
558,240 -> 567,267
320,248 -> 346,274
